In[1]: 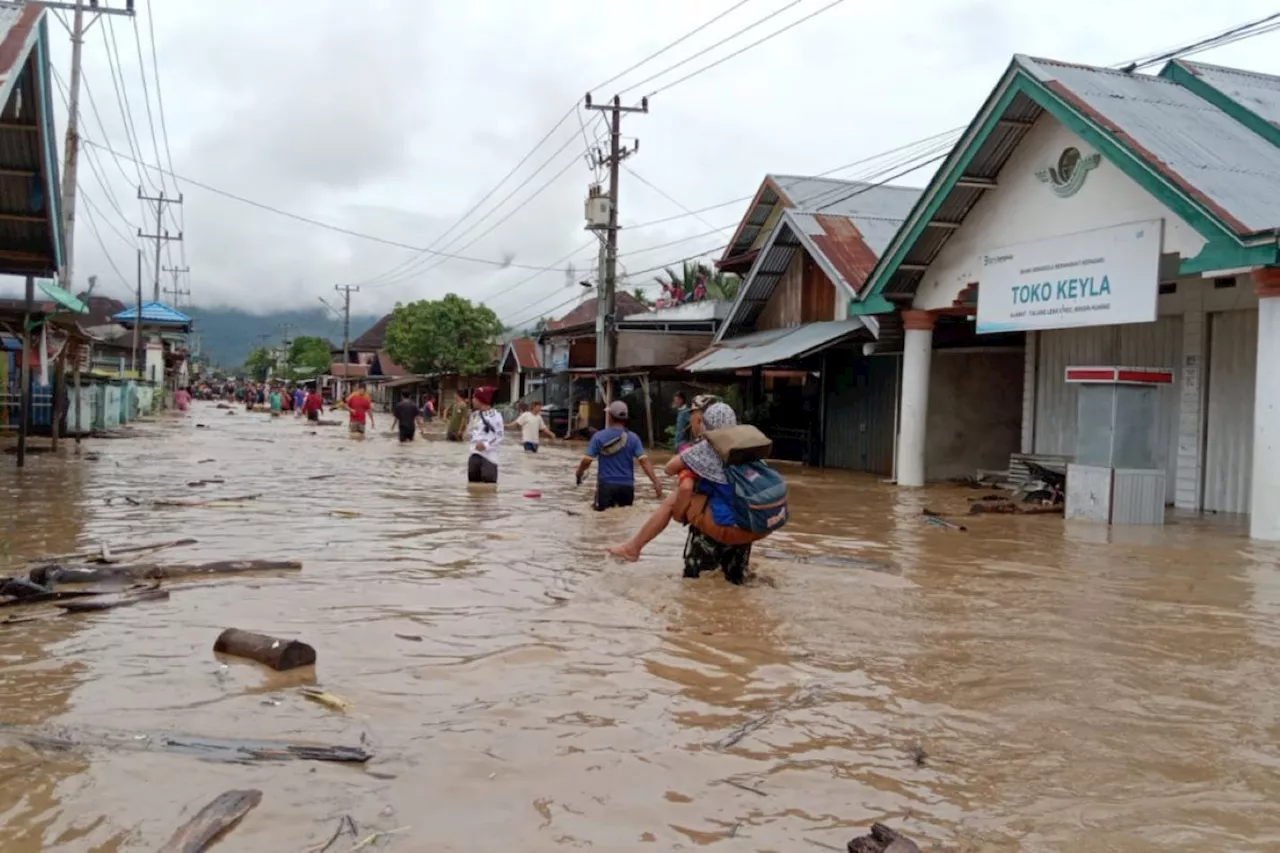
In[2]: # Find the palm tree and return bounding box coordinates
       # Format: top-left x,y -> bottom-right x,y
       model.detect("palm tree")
653,261 -> 741,305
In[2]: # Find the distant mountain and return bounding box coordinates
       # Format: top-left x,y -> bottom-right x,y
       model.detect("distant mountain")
188,306 -> 383,368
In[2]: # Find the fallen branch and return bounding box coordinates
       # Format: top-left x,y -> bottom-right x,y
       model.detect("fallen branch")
158,789 -> 262,853
2,725 -> 371,764
31,559 -> 301,586
1,589 -> 111,608
153,493 -> 261,508
714,684 -> 824,750
28,537 -> 197,566
306,815 -> 359,853
718,777 -> 768,796
921,508 -> 967,532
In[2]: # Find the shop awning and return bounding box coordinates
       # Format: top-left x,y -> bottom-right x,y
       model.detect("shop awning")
680,319 -> 866,373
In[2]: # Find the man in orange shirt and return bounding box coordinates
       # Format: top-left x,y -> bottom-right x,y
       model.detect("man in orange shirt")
345,384 -> 374,437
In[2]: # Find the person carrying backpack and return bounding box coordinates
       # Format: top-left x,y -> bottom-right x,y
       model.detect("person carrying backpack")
607,401 -> 788,584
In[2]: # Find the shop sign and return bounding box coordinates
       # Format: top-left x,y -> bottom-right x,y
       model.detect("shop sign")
976,219 -> 1161,334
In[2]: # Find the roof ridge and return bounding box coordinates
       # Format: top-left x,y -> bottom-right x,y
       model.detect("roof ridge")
1020,53 -> 1184,86
790,209 -> 907,222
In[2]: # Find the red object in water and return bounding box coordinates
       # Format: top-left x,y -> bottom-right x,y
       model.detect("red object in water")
523,491 -> 542,499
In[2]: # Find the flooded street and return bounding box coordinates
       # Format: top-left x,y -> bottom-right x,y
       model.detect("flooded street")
4,403 -> 1280,851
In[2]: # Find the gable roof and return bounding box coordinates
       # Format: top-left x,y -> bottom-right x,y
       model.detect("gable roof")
350,313 -> 391,351
499,336 -> 541,371
0,6 -> 63,277
853,53 -> 1280,317
113,301 -> 192,326
719,174 -> 921,270
544,291 -> 649,332
372,350 -> 408,377
1162,59 -> 1280,148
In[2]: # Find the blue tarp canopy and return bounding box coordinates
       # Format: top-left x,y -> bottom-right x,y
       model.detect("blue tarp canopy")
112,301 -> 192,326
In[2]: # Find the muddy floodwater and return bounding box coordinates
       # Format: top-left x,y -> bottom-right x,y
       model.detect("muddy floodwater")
4,403 -> 1280,851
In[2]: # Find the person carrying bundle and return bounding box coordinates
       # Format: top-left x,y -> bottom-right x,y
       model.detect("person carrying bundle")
607,400 -> 788,584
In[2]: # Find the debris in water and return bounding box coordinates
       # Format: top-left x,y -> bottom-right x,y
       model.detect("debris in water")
2,724 -> 372,764
157,788 -> 262,853
718,777 -> 768,796
330,510 -> 361,518
523,490 -> 542,499
758,549 -> 894,573
307,473 -> 337,481
909,744 -> 927,767
154,493 -> 261,508
214,628 -> 316,671
305,814 -> 359,853
846,823 -> 921,853
186,478 -> 226,488
57,587 -> 169,613
31,559 -> 301,586
300,687 -> 351,713
394,633 -> 423,642
921,509 -> 967,532
29,537 -> 198,566
714,683 -> 824,749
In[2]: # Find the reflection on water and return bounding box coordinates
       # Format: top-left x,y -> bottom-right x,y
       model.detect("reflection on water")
1,403 -> 1280,850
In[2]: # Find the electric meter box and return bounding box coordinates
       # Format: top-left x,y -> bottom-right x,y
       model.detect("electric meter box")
585,195 -> 612,229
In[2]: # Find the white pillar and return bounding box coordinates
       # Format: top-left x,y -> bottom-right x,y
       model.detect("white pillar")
896,310 -> 935,487
1250,270 -> 1280,540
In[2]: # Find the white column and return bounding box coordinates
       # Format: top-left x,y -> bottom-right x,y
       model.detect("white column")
897,310 -> 935,487
1250,270 -> 1280,539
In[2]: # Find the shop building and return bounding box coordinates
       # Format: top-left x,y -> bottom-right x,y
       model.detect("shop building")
849,54 -> 1280,537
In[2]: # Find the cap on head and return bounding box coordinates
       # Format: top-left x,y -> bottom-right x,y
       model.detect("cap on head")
473,386 -> 496,406
607,400 -> 629,420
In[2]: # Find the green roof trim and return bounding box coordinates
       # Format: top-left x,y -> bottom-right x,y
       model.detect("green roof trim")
853,58 -> 1272,316
1160,60 -> 1280,150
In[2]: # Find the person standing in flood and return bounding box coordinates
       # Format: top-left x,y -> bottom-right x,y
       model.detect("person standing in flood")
466,386 -> 504,483
303,384 -> 325,422
575,401 -> 663,510
511,400 -> 554,452
393,391 -> 420,442
269,386 -> 284,415
672,391 -> 692,449
445,388 -> 470,442
175,386 -> 191,411
346,383 -> 374,438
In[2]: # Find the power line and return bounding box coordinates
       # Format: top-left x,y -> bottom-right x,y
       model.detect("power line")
142,0 -> 187,268
104,17 -> 157,195
623,165 -> 732,237
79,191 -> 133,289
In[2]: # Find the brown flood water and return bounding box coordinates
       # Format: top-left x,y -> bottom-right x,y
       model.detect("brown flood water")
3,402 -> 1280,851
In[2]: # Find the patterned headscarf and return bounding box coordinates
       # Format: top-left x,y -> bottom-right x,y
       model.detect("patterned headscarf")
679,402 -> 738,484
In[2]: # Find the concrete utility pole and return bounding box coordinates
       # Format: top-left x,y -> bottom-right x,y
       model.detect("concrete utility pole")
138,188 -> 183,302
52,0 -> 135,293
334,284 -> 359,393
583,93 -> 647,373
132,248 -> 142,373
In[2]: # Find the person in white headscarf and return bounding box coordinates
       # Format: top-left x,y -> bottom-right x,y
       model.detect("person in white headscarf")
608,400 -> 765,572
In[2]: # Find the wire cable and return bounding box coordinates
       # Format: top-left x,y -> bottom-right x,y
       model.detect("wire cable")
143,0 -> 187,267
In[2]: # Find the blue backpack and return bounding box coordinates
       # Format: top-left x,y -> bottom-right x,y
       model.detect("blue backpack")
725,460 -> 789,534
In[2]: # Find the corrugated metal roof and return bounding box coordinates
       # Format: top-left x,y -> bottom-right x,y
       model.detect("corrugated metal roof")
682,320 -> 865,373
1174,60 -> 1280,133
1022,55 -> 1280,233
112,301 -> 192,325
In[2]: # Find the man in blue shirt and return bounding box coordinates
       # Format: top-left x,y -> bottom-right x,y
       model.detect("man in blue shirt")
575,401 -> 664,511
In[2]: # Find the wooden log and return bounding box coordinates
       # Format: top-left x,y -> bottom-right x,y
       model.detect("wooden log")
1,724 -> 371,764
57,589 -> 169,613
0,589 -> 109,608
214,628 -> 316,671
158,789 -> 262,853
30,559 -> 301,587
28,537 -> 198,566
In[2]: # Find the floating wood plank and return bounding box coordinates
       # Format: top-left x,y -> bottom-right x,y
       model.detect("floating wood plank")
214,628 -> 316,671
158,789 -> 263,853
1,725 -> 371,764
30,559 -> 301,587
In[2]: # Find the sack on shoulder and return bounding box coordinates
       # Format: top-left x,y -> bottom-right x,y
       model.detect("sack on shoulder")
706,424 -> 773,465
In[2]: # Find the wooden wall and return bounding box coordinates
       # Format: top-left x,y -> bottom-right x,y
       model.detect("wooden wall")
756,252 -> 836,331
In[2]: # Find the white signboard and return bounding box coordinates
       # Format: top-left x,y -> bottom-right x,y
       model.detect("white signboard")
976,219 -> 1162,334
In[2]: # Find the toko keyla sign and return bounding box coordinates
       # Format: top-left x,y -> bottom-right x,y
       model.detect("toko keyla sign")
975,219 -> 1162,334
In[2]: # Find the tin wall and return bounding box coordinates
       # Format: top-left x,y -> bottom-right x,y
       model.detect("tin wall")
1203,309 -> 1257,514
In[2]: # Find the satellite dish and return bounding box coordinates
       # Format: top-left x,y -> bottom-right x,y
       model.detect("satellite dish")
38,279 -> 88,314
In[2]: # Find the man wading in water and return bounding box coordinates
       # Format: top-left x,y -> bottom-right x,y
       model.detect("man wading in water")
346,383 -> 374,438
393,391 -> 420,442
575,401 -> 663,511
466,386 -> 504,483
445,388 -> 470,442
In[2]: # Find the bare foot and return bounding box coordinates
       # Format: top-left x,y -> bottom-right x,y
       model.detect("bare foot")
608,543 -> 641,562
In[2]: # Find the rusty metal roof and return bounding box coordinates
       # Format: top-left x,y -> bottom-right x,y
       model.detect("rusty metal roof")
1022,55 -> 1280,234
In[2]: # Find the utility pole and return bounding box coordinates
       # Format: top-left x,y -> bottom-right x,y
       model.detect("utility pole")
52,0 -> 135,293
334,284 -> 359,395
132,248 -> 142,374
161,264 -> 190,307
138,188 -> 183,302
583,93 -> 647,375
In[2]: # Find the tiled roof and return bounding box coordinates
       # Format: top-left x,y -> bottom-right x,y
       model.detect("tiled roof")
374,350 -> 408,377
350,313 -> 391,351
500,336 -> 541,370
545,292 -> 649,331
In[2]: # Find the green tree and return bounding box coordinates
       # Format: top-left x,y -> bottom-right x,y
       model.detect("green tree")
244,347 -> 274,380
384,293 -> 504,375
286,335 -> 332,375
630,287 -> 654,307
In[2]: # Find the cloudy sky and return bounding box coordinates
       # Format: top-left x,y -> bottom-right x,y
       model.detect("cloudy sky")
35,0 -> 1280,325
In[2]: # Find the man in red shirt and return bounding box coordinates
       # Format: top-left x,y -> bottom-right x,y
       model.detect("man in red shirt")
302,385 -> 325,422
345,384 -> 374,437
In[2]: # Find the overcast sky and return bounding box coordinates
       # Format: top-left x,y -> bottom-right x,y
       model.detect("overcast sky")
33,0 -> 1280,324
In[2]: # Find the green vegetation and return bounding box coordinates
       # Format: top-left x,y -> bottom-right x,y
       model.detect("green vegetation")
384,294 -> 504,375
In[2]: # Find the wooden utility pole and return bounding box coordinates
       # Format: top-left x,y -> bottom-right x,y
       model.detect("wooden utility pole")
132,248 -> 142,374
583,94 -> 646,373
138,188 -> 183,302
334,284 -> 359,394
52,0 -> 136,293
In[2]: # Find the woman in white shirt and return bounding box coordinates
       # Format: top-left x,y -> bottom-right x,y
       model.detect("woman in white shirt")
467,386 -> 504,483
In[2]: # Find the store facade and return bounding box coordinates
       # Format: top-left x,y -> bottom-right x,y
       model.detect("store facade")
850,54 -> 1280,538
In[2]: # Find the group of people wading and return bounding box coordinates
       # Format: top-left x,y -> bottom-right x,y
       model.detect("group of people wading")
326,383 -> 789,584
